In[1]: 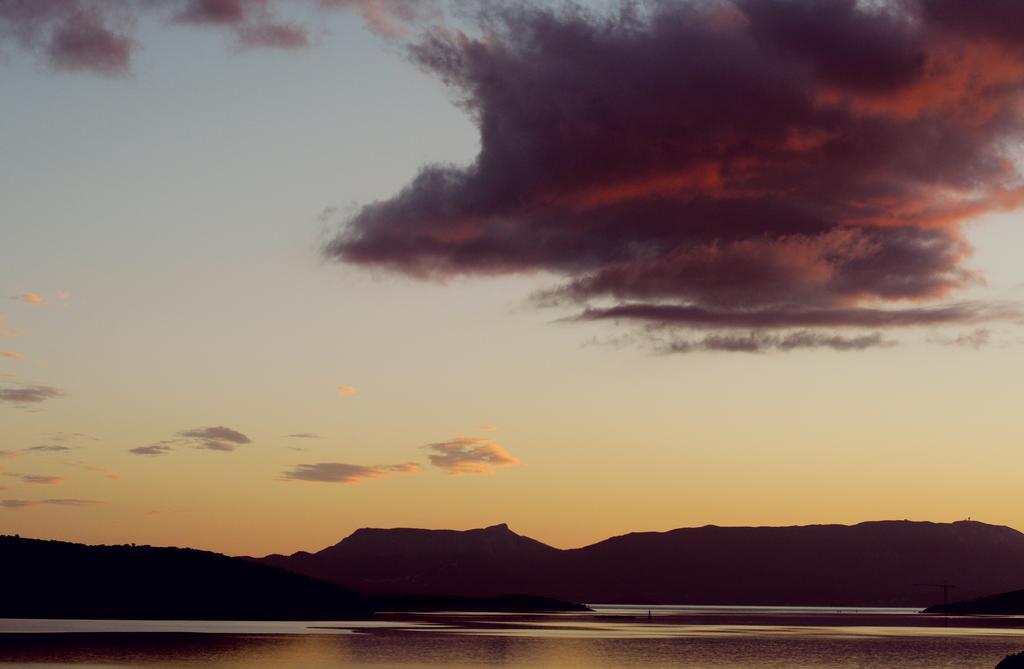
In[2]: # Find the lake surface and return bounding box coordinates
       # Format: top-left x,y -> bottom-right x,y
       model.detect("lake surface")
2,606 -> 1023,668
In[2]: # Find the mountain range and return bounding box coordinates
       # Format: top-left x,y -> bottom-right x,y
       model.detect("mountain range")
253,520 -> 1024,607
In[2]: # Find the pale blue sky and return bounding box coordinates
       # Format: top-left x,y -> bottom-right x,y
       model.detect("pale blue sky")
2,3 -> 1024,555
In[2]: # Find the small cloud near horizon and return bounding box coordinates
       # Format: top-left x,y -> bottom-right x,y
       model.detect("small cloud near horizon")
336,385 -> 357,397
425,437 -> 520,476
285,433 -> 322,439
281,461 -> 421,484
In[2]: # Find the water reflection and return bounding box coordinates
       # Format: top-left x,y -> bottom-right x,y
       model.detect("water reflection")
1,607 -> 1022,669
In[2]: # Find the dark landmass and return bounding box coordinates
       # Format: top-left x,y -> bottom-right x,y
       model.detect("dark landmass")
253,520 -> 1024,607
0,535 -> 371,620
997,652 -> 1024,669
367,593 -> 590,612
926,589 -> 1024,615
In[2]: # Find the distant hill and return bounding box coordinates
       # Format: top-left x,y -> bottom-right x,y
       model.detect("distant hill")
255,523 -> 563,598
925,589 -> 1024,615
252,520 -> 1024,606
0,535 -> 371,620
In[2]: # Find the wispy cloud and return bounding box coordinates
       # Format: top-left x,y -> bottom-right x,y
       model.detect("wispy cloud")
281,461 -> 421,483
64,461 -> 121,481
9,294 -> 45,305
479,424 -> 498,432
0,382 -> 65,408
0,316 -> 27,339
25,445 -> 74,453
425,437 -> 520,476
129,426 -> 251,455
660,331 -> 895,354
930,328 -> 992,350
3,473 -> 64,486
177,426 -> 252,452
285,433 -> 322,439
129,443 -> 174,456
0,0 -> 440,78
336,385 -> 357,397
0,351 -> 28,360
44,432 -> 95,442
1,498 -> 99,510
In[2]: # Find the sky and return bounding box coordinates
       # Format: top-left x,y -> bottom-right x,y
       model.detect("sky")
1,0 -> 1024,557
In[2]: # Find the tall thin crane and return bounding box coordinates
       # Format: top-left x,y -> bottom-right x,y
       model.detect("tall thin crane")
917,581 -> 957,614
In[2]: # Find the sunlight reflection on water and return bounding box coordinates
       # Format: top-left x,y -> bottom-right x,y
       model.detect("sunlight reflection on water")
1,606 -> 1022,668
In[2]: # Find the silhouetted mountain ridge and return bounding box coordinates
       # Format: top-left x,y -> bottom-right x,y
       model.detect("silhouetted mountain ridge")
253,520 -> 1024,606
0,534 -> 371,619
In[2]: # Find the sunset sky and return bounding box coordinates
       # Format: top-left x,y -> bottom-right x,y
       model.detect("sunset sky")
2,0 -> 1024,557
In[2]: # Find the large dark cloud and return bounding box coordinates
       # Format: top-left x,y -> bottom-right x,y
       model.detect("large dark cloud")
324,0 -> 1024,351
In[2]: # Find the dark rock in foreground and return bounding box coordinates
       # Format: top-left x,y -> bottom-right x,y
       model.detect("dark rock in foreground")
0,535 -> 371,620
996,651 -> 1024,668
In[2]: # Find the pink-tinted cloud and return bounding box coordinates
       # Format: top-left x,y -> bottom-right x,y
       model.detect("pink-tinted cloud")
0,351 -> 27,360
175,0 -> 309,50
324,0 -> 1024,352
321,0 -> 431,38
425,437 -> 519,475
281,461 -> 421,483
1,0 -> 443,77
236,21 -> 308,48
47,6 -> 132,74
9,294 -> 45,304
0,2 -> 132,75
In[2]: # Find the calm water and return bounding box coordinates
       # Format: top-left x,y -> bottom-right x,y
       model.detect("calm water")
2,606 -> 1023,668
